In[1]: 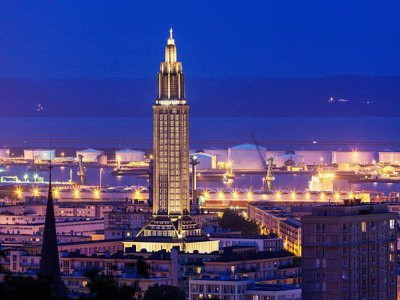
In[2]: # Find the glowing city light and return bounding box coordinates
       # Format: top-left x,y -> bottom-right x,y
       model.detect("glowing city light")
334,192 -> 341,201
32,187 -> 40,197
134,189 -> 141,200
73,188 -> 80,199
320,192 -> 326,201
203,190 -> 210,199
217,191 -> 224,199
275,191 -> 282,200
93,189 -> 101,199
290,191 -> 296,200
348,191 -> 355,199
232,190 -> 238,199
53,188 -> 60,198
23,173 -> 29,181
305,192 -> 311,201
15,187 -> 23,199
247,191 -> 253,200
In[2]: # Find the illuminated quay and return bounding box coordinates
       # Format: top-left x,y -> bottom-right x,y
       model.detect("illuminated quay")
0,23 -> 398,300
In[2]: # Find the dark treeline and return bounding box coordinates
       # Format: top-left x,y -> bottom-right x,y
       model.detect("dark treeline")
0,76 -> 399,117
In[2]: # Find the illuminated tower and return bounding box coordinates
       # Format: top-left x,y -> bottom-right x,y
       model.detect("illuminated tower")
153,28 -> 189,215
135,29 -> 205,242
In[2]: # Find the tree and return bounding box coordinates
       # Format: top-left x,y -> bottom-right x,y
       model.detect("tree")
0,274 -> 60,300
137,258 -> 150,278
82,270 -> 140,300
143,284 -> 185,300
218,209 -> 260,235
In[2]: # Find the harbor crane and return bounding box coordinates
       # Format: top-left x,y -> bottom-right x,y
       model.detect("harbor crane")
251,133 -> 275,192
77,154 -> 86,185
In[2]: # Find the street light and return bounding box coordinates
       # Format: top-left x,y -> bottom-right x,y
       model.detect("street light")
99,168 -> 104,190
190,155 -> 200,203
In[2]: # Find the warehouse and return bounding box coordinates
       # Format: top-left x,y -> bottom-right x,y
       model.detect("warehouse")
274,151 -> 303,168
191,153 -> 216,170
24,149 -> 56,161
76,148 -> 104,163
228,144 -> 265,171
0,149 -> 10,160
203,147 -> 228,163
379,151 -> 400,165
295,150 -> 332,165
332,151 -> 376,165
115,149 -> 145,163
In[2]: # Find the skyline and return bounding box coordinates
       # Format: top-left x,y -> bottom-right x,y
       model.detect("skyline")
0,6 -> 399,299
0,0 -> 399,79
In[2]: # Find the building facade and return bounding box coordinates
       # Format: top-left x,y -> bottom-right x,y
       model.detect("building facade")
127,29 -> 218,253
302,202 -> 397,300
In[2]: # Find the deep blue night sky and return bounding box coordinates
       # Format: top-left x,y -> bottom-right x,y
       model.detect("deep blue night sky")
0,0 -> 399,79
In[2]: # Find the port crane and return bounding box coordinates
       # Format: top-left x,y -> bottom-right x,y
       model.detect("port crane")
77,154 -> 86,184
251,133 -> 275,192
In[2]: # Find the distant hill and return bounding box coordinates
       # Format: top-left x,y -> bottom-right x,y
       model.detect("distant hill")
0,76 -> 398,117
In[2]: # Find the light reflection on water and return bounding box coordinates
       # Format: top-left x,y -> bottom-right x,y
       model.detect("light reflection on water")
2,165 -> 398,194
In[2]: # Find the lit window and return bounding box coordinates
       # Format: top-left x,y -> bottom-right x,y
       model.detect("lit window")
390,219 -> 395,229
361,222 -> 366,232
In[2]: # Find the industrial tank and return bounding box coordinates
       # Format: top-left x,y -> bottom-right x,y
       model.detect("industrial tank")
115,149 -> 145,163
228,143 -> 265,171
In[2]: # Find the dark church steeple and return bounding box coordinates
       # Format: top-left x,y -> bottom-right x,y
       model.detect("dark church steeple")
39,162 -> 67,298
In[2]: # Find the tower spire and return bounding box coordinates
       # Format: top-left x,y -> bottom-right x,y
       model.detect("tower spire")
167,27 -> 175,46
39,156 -> 66,298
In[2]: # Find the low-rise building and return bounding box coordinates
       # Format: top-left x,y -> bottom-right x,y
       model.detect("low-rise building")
247,204 -> 302,256
189,279 -> 301,300
210,234 -> 283,252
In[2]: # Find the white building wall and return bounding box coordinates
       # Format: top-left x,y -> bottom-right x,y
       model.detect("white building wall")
76,149 -> 103,163
24,149 -> 56,161
203,148 -> 228,163
192,153 -> 216,170
115,150 -> 145,163
332,151 -> 376,164
295,151 -> 332,165
379,152 -> 400,164
0,149 -> 9,159
229,144 -> 265,171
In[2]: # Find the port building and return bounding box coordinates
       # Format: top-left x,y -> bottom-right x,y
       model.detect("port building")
76,148 -> 104,163
24,149 -> 56,161
191,153 -> 216,170
115,149 -> 145,163
332,151 -> 376,165
203,147 -> 228,164
379,151 -> 400,165
228,143 -> 265,171
0,149 -> 9,160
295,150 -> 332,165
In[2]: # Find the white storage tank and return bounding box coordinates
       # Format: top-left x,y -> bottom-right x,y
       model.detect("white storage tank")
332,151 -> 376,165
266,151 -> 285,166
0,149 -> 10,159
379,152 -> 400,165
203,148 -> 228,163
76,148 -> 104,163
295,151 -> 332,165
228,143 -> 265,171
274,151 -> 303,168
115,149 -> 145,163
191,153 -> 216,170
24,149 -> 56,161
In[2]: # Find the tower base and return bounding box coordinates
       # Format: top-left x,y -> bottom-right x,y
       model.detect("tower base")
123,238 -> 219,254
124,215 -> 219,253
